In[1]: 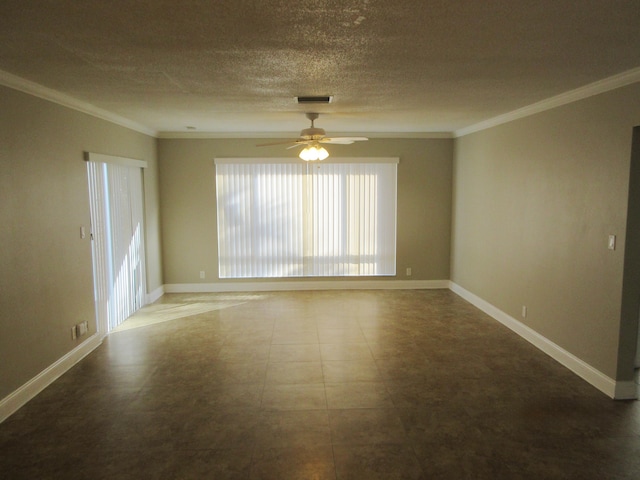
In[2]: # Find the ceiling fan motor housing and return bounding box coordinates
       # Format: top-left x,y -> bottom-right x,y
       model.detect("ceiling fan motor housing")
300,127 -> 326,140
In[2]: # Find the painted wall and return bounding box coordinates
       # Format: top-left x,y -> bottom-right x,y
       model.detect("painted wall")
451,83 -> 640,381
158,137 -> 453,285
0,86 -> 162,400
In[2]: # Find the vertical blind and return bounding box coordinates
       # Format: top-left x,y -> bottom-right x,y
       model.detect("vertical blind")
86,155 -> 147,333
215,158 -> 398,278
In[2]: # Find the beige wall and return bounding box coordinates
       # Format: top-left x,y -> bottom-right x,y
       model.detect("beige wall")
158,137 -> 453,284
0,86 -> 162,399
451,83 -> 640,380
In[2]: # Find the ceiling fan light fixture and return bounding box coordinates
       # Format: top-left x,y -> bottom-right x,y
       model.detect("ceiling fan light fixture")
299,145 -> 329,161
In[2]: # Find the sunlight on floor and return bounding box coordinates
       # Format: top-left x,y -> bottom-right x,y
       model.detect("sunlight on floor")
111,293 -> 268,332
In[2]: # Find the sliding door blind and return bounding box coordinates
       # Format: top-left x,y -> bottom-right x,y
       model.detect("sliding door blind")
87,159 -> 146,332
215,159 -> 397,278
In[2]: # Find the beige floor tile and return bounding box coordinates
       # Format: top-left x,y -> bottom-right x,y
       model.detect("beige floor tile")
333,443 -> 425,480
320,343 -> 374,361
322,359 -> 383,383
218,344 -> 271,363
261,384 -> 327,411
318,327 -> 367,344
265,361 -> 324,385
329,408 -> 409,446
268,343 -> 321,363
254,410 -> 332,448
325,382 -> 394,409
271,329 -> 319,345
208,361 -> 269,384
250,445 -> 336,480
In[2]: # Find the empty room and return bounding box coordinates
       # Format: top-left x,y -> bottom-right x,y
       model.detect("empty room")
1,1 -> 640,478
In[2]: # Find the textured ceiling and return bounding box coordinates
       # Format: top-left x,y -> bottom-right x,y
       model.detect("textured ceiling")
1,0 -> 639,135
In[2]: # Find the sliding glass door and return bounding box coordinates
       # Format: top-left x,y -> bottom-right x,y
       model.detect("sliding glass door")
86,154 -> 147,333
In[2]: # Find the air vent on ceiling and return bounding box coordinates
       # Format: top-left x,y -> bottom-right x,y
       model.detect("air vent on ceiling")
295,95 -> 333,104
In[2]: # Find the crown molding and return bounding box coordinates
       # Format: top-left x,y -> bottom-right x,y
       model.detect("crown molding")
157,131 -> 300,139
0,69 -> 157,137
3,64 -> 638,141
157,131 -> 454,139
455,67 -> 640,137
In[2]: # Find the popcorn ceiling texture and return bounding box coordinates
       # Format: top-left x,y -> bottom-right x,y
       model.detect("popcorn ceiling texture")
0,0 -> 639,133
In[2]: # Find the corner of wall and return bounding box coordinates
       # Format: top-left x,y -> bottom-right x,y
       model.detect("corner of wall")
449,282 -> 636,400
146,285 -> 165,304
0,334 -> 103,423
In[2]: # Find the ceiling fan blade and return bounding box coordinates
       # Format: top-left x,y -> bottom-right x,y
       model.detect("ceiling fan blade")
320,137 -> 369,144
259,115 -> 368,149
256,140 -> 298,147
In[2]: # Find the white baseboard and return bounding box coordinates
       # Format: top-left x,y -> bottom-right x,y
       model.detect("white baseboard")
615,381 -> 638,400
0,333 -> 103,423
449,282 -> 636,400
164,279 -> 450,293
146,285 -> 165,304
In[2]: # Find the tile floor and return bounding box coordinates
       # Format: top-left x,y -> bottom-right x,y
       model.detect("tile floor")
1,289 -> 640,479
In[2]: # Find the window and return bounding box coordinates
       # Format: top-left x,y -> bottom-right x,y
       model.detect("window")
215,157 -> 398,278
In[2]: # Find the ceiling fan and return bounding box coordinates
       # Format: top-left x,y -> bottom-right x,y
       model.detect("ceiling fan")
257,113 -> 368,161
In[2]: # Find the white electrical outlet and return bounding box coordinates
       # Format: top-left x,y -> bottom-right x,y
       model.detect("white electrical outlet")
71,326 -> 77,340
76,321 -> 88,337
522,306 -> 527,318
608,235 -> 616,250
200,271 -> 205,279
406,267 -> 412,277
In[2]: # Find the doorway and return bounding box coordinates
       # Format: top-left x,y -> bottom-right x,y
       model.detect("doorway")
618,126 -> 640,399
86,152 -> 147,334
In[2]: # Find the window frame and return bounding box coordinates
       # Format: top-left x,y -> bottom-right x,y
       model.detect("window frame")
214,157 -> 399,279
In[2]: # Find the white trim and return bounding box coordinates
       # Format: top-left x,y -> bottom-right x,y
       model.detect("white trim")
449,282 -> 636,400
214,157 -> 400,165
146,285 -> 165,304
0,334 -> 103,423
158,131 -> 454,139
0,69 -> 157,137
84,152 -> 148,169
164,279 -> 449,293
3,63 -> 638,142
455,66 -> 640,137
614,381 -> 638,400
